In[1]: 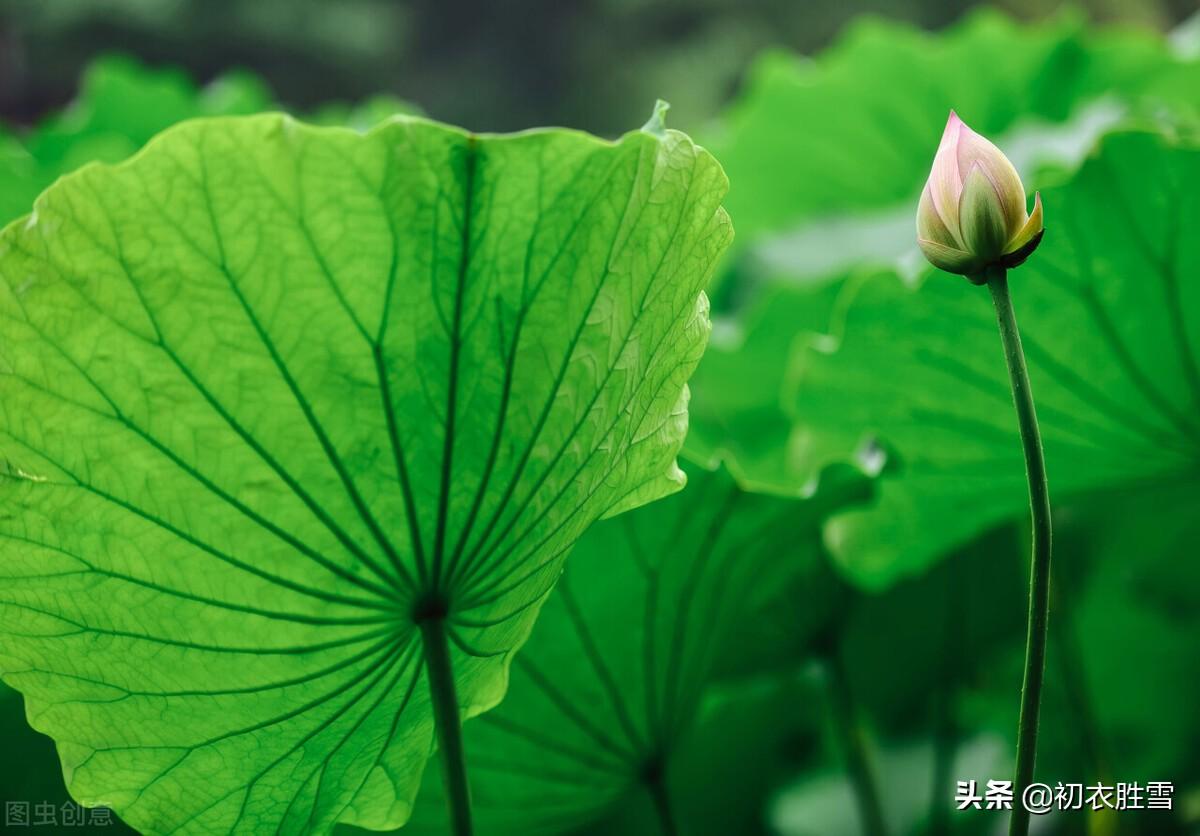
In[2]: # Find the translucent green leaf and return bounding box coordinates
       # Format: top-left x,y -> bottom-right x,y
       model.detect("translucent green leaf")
401,460 -> 845,835
786,131 -> 1200,586
0,112 -> 730,833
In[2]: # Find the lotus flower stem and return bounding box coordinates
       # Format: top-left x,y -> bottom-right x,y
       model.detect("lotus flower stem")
985,266 -> 1053,836
420,618 -> 475,836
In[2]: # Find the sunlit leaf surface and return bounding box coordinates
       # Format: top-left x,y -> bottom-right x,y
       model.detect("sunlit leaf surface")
0,113 -> 730,833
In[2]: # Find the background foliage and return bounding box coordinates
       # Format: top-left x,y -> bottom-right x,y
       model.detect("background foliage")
1,1 -> 1198,834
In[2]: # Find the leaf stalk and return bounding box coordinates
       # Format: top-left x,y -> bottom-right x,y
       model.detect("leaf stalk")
644,760 -> 679,836
420,617 -> 474,836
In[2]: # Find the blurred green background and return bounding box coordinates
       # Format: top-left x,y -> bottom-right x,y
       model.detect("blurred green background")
1,1 -> 1199,835
0,0 -> 1194,135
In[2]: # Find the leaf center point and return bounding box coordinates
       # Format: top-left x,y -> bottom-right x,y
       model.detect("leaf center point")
411,593 -> 450,625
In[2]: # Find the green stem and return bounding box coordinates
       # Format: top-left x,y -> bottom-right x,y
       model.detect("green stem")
645,762 -> 679,836
986,268 -> 1053,836
420,618 -> 474,836
826,647 -> 889,836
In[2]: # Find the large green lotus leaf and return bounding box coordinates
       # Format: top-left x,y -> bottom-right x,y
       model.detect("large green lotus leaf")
568,675 -> 829,836
565,518 -> 1022,836
0,55 -> 272,226
785,131 -> 1200,587
0,113 -> 730,833
706,8 -> 1193,248
400,460 -> 847,835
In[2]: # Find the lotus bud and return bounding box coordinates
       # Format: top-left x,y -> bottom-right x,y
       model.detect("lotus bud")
917,111 -> 1044,283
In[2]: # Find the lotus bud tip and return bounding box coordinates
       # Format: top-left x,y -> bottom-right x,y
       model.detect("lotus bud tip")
916,111 -> 1044,280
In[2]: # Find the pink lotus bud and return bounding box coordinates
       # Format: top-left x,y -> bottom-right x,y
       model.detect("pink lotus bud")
917,111 -> 1044,281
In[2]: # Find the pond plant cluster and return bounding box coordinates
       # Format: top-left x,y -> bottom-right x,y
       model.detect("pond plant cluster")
1,9 -> 1198,836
